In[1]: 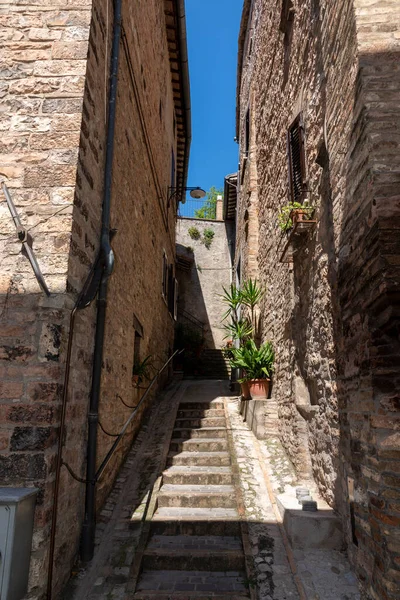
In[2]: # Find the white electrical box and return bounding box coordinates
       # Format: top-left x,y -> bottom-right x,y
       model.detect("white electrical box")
0,488 -> 38,600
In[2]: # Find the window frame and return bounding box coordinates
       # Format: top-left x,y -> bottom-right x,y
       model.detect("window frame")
173,278 -> 179,321
162,250 -> 168,303
287,114 -> 308,204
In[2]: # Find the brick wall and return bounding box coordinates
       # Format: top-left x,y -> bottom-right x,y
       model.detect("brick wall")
0,0 -> 182,597
236,0 -> 400,597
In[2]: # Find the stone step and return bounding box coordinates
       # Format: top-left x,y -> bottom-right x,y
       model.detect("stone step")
169,438 -> 228,453
147,534 -> 242,551
172,427 -> 227,440
177,409 -> 225,419
135,568 -> 248,599
152,507 -> 238,522
163,466 -> 232,486
167,451 -> 231,467
150,519 -> 241,537
135,568 -> 248,596
158,485 -> 236,509
142,546 -> 245,572
175,417 -> 226,428
179,400 -> 224,410
134,594 -> 249,599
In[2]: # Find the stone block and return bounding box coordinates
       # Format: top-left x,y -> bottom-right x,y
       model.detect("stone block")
10,426 -> 57,451
277,492 -> 344,550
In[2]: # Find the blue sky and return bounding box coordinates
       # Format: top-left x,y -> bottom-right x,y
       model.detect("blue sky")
185,0 -> 243,196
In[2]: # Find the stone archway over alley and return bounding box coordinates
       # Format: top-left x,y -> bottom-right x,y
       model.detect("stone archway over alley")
65,380 -> 360,600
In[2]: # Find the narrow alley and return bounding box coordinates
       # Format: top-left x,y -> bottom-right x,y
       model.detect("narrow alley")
1,1 -> 399,599
66,380 -> 360,600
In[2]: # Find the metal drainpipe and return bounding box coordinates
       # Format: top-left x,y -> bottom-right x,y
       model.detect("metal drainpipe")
80,0 -> 122,562
176,0 -> 191,190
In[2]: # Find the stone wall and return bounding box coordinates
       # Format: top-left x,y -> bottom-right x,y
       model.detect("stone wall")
176,218 -> 234,349
0,0 -> 182,597
236,0 -> 400,598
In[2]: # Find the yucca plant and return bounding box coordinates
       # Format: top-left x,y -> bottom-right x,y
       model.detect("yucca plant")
219,284 -> 243,322
223,318 -> 253,342
229,339 -> 274,382
240,279 -> 263,331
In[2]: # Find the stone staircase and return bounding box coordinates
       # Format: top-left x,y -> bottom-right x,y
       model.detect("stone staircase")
197,349 -> 231,379
133,391 -> 250,599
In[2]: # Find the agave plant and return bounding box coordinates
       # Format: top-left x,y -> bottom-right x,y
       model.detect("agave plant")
229,339 -> 274,382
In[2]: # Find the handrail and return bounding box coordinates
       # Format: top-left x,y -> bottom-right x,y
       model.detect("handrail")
95,348 -> 182,482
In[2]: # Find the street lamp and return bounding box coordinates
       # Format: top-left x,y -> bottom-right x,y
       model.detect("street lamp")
168,186 -> 206,208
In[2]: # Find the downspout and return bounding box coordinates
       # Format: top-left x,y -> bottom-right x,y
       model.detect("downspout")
176,0 -> 191,190
80,0 -> 122,562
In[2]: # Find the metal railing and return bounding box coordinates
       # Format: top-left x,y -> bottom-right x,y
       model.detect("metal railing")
96,348 -> 181,480
178,197 -> 216,219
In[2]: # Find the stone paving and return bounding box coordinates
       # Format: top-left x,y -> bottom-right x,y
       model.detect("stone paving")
226,396 -> 361,600
65,381 -> 361,600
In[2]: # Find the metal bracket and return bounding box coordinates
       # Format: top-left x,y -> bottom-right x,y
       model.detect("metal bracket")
1,181 -> 50,296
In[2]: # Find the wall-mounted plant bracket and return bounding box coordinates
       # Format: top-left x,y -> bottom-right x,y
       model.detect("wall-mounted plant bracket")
2,181 -> 50,296
279,211 -> 317,263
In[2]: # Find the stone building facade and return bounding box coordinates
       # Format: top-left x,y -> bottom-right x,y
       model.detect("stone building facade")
176,216 -> 234,350
0,0 -> 190,597
235,1 -> 400,598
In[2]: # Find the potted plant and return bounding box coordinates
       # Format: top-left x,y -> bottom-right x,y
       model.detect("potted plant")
132,356 -> 152,387
229,339 -> 274,399
278,201 -> 314,232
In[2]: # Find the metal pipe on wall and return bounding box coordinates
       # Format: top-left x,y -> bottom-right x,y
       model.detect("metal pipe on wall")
80,0 -> 121,563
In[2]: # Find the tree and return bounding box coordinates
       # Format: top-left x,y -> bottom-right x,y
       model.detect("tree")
194,186 -> 223,220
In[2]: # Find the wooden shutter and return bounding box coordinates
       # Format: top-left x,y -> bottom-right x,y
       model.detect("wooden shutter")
287,115 -> 307,203
162,251 -> 168,300
168,265 -> 174,314
173,278 -> 179,321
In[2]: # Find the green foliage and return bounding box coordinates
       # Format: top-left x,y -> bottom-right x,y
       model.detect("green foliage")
229,339 -> 274,381
194,186 -> 223,220
278,202 -> 314,232
219,284 -> 243,322
188,226 -> 201,240
223,318 -> 253,342
202,227 -> 215,249
132,355 -> 152,385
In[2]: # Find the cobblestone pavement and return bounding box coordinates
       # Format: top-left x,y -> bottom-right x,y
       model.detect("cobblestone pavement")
65,382 -> 360,600
225,396 -> 360,600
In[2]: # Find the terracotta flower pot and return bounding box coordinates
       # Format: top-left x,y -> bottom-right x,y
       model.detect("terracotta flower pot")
240,380 -> 251,400
248,379 -> 270,399
291,209 -> 314,227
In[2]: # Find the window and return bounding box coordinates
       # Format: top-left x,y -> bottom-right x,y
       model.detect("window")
280,0 -> 295,84
162,251 -> 168,301
280,0 -> 294,33
170,149 -> 176,189
287,115 -> 307,203
132,313 -> 144,375
245,108 -> 250,157
173,278 -> 179,321
133,331 -> 141,370
167,264 -> 174,315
